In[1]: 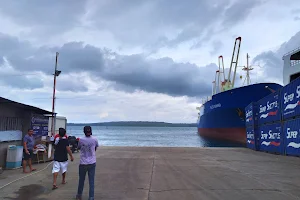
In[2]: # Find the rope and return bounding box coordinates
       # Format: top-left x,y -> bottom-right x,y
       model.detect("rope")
0,161 -> 53,190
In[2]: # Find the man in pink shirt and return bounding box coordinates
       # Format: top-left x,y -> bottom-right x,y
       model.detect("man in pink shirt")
76,126 -> 99,200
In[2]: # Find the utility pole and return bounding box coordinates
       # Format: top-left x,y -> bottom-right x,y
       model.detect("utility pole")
51,52 -> 61,137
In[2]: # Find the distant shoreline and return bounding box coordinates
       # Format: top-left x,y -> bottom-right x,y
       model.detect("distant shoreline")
67,121 -> 197,127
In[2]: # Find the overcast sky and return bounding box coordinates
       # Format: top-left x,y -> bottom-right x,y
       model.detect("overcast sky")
0,0 -> 300,123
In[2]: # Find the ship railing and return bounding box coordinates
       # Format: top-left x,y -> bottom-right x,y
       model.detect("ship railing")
283,46 -> 300,57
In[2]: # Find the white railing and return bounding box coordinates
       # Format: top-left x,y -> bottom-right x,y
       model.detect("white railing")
201,96 -> 212,104
283,46 -> 300,57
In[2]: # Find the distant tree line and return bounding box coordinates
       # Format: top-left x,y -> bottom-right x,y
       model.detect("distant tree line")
67,121 -> 197,127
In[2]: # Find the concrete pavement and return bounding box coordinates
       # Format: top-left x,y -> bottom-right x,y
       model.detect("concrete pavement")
1,146 -> 300,199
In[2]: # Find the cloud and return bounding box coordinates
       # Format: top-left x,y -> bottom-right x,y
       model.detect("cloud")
0,59 -> 44,89
0,74 -> 43,90
252,30 -> 300,84
1,30 -> 299,98
54,74 -> 90,93
0,0 -> 86,37
0,33 -> 215,97
103,55 -> 214,97
222,0 -> 260,28
86,0 -> 261,51
52,42 -> 105,73
210,40 -> 224,55
0,0 -> 299,124
0,85 -> 200,123
291,8 -> 300,14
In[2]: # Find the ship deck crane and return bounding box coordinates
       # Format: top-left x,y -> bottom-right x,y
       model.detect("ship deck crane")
218,55 -> 226,92
224,37 -> 242,90
212,56 -> 226,95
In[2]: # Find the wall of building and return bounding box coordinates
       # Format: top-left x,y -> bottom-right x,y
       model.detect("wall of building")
0,103 -> 34,138
0,104 -> 24,168
0,103 -> 50,168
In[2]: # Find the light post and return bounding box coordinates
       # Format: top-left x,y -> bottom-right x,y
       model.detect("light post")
51,52 -> 61,138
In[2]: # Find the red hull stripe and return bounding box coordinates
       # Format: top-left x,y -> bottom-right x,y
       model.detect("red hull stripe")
198,128 -> 246,144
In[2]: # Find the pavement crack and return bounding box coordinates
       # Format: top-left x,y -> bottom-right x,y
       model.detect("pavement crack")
149,188 -> 283,193
147,152 -> 155,200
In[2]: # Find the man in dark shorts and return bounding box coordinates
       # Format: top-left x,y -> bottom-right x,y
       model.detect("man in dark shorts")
52,128 -> 74,190
22,128 -> 36,173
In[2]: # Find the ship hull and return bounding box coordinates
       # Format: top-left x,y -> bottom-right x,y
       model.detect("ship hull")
198,128 -> 246,144
197,83 -> 283,144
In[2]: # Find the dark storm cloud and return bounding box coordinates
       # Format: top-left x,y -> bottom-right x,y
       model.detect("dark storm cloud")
89,0 -> 261,50
3,30 -> 300,97
0,33 -> 215,97
0,0 -> 86,36
0,73 -> 44,90
50,42 -> 105,73
56,76 -> 89,93
103,55 -> 214,97
222,0 -> 261,27
0,0 -> 262,53
0,34 -> 105,75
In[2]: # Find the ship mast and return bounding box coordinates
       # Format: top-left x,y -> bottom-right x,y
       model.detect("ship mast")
242,53 -> 254,86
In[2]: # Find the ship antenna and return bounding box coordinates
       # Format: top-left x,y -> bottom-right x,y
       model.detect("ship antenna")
242,53 -> 253,86
240,53 -> 260,86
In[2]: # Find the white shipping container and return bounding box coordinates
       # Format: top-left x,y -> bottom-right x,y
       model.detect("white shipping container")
47,116 -> 67,159
48,116 -> 67,136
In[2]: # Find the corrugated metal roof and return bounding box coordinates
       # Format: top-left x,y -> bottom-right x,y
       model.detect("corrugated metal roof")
0,97 -> 54,115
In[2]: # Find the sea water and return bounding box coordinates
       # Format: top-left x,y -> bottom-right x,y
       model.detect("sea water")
67,126 -> 243,147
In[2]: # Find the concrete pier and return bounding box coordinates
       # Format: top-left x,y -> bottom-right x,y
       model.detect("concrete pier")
1,146 -> 300,199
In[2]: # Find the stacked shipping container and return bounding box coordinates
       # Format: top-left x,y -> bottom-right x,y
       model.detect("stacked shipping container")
256,90 -> 284,154
281,78 -> 300,156
245,102 -> 259,150
244,77 -> 300,157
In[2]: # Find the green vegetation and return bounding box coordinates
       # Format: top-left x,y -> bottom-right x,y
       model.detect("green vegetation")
67,121 -> 197,127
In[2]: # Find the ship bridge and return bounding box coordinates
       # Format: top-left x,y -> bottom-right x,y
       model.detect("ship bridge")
283,46 -> 300,86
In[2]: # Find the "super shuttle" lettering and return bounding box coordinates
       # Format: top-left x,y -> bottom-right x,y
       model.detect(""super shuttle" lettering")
283,85 -> 300,104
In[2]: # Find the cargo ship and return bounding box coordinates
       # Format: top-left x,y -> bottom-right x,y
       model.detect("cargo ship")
196,37 -> 283,144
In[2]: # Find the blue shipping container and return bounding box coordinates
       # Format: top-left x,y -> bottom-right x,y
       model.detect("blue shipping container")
257,90 -> 281,125
245,102 -> 258,127
283,118 -> 300,156
246,126 -> 259,150
259,123 -> 283,154
281,77 -> 300,120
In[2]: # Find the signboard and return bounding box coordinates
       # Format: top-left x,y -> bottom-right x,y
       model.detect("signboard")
31,115 -> 49,143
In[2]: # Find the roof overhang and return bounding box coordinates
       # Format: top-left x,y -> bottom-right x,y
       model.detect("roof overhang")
0,97 -> 54,115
